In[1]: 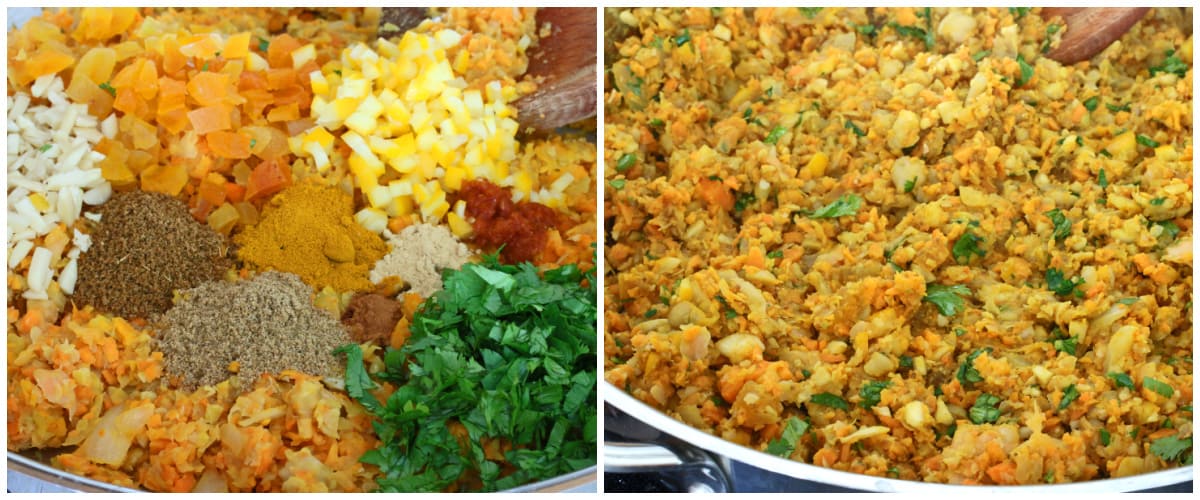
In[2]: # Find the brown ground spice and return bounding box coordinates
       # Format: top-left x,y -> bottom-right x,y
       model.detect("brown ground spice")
156,271 -> 352,390
73,191 -> 230,319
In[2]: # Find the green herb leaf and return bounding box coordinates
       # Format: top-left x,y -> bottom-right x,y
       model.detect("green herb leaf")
649,118 -> 664,127
1143,377 -> 1174,398
1058,384 -> 1079,411
1083,96 -> 1099,112
674,29 -> 691,47
904,177 -> 917,193
899,355 -> 914,369
608,179 -> 626,190
799,7 -> 823,19
734,192 -> 756,213
643,308 -> 657,319
969,393 -> 1002,424
334,344 -> 382,414
1137,135 -> 1160,148
1154,220 -> 1181,241
1098,168 -> 1109,188
767,250 -> 784,259
1117,297 -> 1139,305
764,125 -> 787,145
1108,372 -> 1135,390
972,50 -> 991,61
1149,197 -> 1166,206
1149,49 -> 1189,78
1009,7 -> 1032,20
38,144 -> 52,153
98,81 -> 116,97
854,23 -> 877,37
1052,329 -> 1078,356
1045,268 -> 1085,297
952,230 -> 986,263
1100,428 -> 1111,446
249,139 -> 257,148
1045,208 -> 1072,241
844,119 -> 866,137
889,22 -> 933,50
807,194 -> 862,219
765,417 -> 810,457
1149,435 -> 1193,464
923,283 -> 971,316
1106,102 -> 1131,113
1015,54 -> 1034,87
258,37 -> 270,52
956,347 -> 992,386
811,392 -> 850,411
615,153 -> 636,172
341,257 -> 597,491
859,380 -> 891,409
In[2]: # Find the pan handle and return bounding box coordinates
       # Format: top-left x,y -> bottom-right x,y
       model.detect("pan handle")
603,441 -> 732,493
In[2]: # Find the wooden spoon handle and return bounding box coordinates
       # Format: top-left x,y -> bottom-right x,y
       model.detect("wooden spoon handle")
1042,7 -> 1150,64
514,8 -> 597,132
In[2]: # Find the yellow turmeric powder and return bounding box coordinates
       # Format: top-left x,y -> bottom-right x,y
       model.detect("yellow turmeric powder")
235,183 -> 386,291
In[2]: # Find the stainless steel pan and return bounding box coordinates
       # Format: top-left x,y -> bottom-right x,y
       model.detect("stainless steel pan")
604,382 -> 1193,493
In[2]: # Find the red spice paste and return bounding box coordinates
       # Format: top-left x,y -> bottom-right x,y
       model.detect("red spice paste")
455,180 -> 559,264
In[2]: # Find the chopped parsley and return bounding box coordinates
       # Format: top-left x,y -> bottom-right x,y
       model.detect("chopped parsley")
799,7 -> 823,19
972,50 -> 991,61
1098,168 -> 1109,188
673,29 -> 691,47
615,153 -> 636,172
1083,96 -> 1100,112
38,144 -> 52,153
643,308 -> 657,319
1040,24 -> 1061,53
1149,49 -> 1189,78
899,355 -> 914,369
1154,220 -> 1181,241
1149,197 -> 1166,206
336,255 -> 596,492
98,81 -> 116,97
1058,384 -> 1079,411
765,417 -> 810,457
767,250 -> 784,259
1108,372 -> 1135,390
811,392 -> 850,411
889,8 -> 934,50
1015,54 -> 1034,87
249,139 -> 257,148
969,393 -> 1002,424
1106,102 -> 1131,113
734,192 -> 756,213
1045,208 -> 1072,241
859,380 -> 891,409
608,179 -> 627,190
1100,429 -> 1111,446
1143,377 -> 1174,398
1052,329 -> 1078,356
844,119 -> 866,137
1149,435 -> 1193,465
764,125 -> 787,145
952,230 -> 986,264
904,177 -> 917,193
1045,268 -> 1085,298
649,118 -> 664,127
1009,7 -> 1032,20
807,193 -> 863,219
956,347 -> 992,386
923,283 -> 970,316
1137,135 -> 1160,148
854,23 -> 877,37
258,37 -> 270,52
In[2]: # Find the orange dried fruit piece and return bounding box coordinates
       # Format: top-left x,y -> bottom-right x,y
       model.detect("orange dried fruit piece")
244,159 -> 292,201
187,71 -> 230,107
69,47 -> 117,90
158,77 -> 187,112
223,32 -> 252,60
24,47 -> 75,80
188,105 -> 232,135
140,162 -> 189,196
74,7 -> 139,42
207,130 -> 251,159
198,172 -> 229,207
267,34 -> 302,68
266,103 -> 299,122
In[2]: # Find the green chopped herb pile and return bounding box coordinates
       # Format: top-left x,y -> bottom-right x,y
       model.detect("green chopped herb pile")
337,254 -> 597,492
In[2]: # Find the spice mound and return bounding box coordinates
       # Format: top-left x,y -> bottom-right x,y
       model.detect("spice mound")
341,292 -> 404,345
235,184 -> 387,292
157,271 -> 352,390
369,223 -> 472,298
73,191 -> 230,319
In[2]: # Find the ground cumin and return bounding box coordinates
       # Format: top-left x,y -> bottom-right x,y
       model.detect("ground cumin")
235,183 -> 387,292
369,223 -> 472,298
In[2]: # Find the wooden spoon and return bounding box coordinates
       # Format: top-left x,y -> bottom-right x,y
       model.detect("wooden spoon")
1041,7 -> 1150,64
380,7 -> 596,133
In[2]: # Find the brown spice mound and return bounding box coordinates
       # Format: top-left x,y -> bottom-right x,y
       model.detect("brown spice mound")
157,271 -> 352,390
74,191 -> 230,319
341,292 -> 404,345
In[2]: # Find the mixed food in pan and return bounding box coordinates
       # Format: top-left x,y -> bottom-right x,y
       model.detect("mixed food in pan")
8,7 -> 597,492
604,7 -> 1191,485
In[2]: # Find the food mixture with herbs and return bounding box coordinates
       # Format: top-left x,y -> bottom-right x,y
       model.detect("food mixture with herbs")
604,7 -> 1191,484
8,7 -> 596,492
